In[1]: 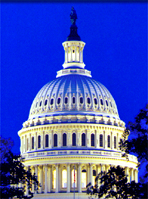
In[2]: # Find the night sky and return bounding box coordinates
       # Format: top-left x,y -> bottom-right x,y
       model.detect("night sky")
2,3 -> 147,156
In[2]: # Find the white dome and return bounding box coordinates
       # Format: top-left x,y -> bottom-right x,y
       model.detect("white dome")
29,73 -> 119,120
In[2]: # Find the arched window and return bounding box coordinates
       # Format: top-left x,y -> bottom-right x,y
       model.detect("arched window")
32,137 -> 34,149
72,97 -> 75,104
72,133 -> 76,146
100,99 -> 103,105
72,169 -> 77,188
63,133 -> 67,146
82,169 -> 86,188
54,134 -> 57,147
82,133 -> 86,146
114,136 -> 116,149
38,135 -> 41,148
94,98 -> 97,105
87,97 -> 91,104
62,169 -> 67,188
45,134 -> 49,147
65,97 -> 68,104
100,134 -> 103,147
52,169 -> 56,189
93,170 -> 96,186
108,135 -> 110,147
44,99 -> 47,106
91,134 -> 95,146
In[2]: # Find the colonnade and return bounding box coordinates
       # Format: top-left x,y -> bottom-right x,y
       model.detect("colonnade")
21,129 -> 122,154
26,163 -> 138,195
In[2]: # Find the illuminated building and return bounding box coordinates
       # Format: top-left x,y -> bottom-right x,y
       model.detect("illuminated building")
18,7 -> 138,199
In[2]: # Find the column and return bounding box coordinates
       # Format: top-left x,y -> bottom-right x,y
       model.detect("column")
125,167 -> 130,183
47,165 -> 51,192
87,164 -> 90,185
39,166 -> 43,193
56,164 -> 59,193
89,163 -> 93,185
78,164 -> 82,193
31,166 -> 35,193
131,168 -> 134,181
135,169 -> 138,183
67,164 -> 70,193
44,165 -> 48,194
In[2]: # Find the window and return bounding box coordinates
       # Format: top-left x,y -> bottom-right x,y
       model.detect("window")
65,97 -> 68,104
82,169 -> 86,188
32,137 -> 34,149
38,135 -> 41,148
100,99 -> 103,105
36,102 -> 38,107
50,98 -> 54,105
100,134 -> 103,147
93,170 -> 96,186
80,97 -> 83,104
40,101 -> 42,106
63,133 -> 67,146
91,134 -> 95,146
52,170 -> 56,189
72,133 -> 76,146
72,169 -> 77,188
62,169 -> 67,188
54,134 -> 57,147
106,100 -> 108,106
44,99 -> 47,106
57,98 -> 61,104
114,136 -> 116,148
45,134 -> 49,147
108,135 -> 110,148
82,133 -> 86,146
110,102 -> 112,107
87,97 -> 91,104
94,98 -> 97,105
72,97 -> 75,104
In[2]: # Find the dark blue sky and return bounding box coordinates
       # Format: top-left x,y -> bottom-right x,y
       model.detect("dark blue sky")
2,2 -> 147,154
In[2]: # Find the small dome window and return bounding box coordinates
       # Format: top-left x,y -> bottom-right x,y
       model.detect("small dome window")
80,97 -> 83,104
72,97 -> 75,104
44,99 -> 47,106
40,101 -> 42,106
110,102 -> 112,107
50,98 -> 54,105
87,97 -> 91,104
94,98 -> 97,105
100,99 -> 103,105
57,98 -> 61,104
36,102 -> 38,107
106,100 -> 108,106
65,97 -> 68,104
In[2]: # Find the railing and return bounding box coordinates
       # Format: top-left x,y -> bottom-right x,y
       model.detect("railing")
22,150 -> 138,163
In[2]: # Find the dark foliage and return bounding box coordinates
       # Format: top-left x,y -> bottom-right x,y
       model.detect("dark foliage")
0,137 -> 40,199
86,166 -> 147,199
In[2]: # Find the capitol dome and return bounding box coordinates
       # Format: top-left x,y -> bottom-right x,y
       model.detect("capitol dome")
18,7 -> 138,199
29,74 -> 119,120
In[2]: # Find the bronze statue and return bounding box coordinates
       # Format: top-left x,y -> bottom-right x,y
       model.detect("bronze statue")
70,7 -> 77,25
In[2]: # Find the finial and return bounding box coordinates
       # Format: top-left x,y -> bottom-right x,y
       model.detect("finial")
67,7 -> 81,41
70,7 -> 77,25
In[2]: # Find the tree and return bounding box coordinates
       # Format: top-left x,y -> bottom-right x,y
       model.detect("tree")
0,137 -> 40,199
86,166 -> 144,199
119,104 -> 148,182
